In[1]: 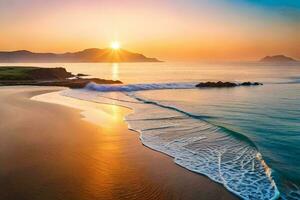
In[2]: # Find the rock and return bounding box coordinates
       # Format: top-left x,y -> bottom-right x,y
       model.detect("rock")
76,73 -> 89,77
196,81 -> 237,88
29,67 -> 74,80
196,81 -> 263,88
37,78 -> 122,88
240,82 -> 262,86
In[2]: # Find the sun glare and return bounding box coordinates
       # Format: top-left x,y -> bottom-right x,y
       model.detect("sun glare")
111,41 -> 120,50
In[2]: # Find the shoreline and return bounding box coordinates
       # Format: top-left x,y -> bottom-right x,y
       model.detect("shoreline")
0,86 -> 237,200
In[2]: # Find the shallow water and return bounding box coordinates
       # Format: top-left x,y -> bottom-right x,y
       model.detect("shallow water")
3,62 -> 300,199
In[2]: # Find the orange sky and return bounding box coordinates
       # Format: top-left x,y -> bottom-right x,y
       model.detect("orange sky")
0,0 -> 299,61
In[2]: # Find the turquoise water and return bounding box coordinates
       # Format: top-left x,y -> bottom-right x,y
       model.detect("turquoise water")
134,83 -> 300,199
2,62 -> 300,199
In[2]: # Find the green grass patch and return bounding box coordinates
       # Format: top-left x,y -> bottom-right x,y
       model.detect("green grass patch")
0,66 -> 39,80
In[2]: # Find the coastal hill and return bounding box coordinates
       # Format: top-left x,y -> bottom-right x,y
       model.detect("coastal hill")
0,67 -> 121,88
260,55 -> 298,63
0,48 -> 161,63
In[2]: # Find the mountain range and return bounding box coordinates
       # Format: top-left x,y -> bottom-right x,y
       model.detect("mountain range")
0,48 -> 161,63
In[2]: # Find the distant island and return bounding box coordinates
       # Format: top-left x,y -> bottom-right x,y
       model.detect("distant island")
0,48 -> 161,63
260,55 -> 298,63
0,67 -> 121,88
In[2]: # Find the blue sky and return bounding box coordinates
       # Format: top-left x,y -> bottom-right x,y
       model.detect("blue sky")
230,0 -> 300,7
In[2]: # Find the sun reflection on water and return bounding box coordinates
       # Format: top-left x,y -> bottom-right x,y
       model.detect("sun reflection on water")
112,63 -> 119,81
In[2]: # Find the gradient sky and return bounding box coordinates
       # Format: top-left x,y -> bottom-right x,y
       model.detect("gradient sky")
0,0 -> 299,61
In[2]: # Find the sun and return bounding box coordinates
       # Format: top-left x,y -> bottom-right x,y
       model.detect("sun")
111,41 -> 121,50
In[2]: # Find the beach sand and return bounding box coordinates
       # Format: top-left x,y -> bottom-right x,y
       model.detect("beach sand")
0,86 -> 237,200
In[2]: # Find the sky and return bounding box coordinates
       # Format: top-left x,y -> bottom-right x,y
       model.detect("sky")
0,0 -> 299,61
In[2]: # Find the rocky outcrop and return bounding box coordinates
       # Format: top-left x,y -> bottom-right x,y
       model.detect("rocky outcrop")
0,66 -> 122,88
196,81 -> 262,88
36,78 -> 122,88
28,67 -> 73,80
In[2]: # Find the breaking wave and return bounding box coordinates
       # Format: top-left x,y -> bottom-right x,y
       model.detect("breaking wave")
85,82 -> 196,92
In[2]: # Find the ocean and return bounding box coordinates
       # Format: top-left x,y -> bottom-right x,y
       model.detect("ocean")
6,62 -> 300,199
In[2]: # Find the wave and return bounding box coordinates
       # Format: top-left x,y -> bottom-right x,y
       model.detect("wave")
85,82 -> 196,92
126,93 -> 280,200
126,92 -> 258,146
271,77 -> 300,85
62,87 -> 280,200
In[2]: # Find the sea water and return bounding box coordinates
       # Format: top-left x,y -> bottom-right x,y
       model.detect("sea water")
5,62 -> 300,199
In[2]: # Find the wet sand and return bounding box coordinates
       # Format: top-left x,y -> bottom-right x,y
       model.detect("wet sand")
0,86 -> 238,200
